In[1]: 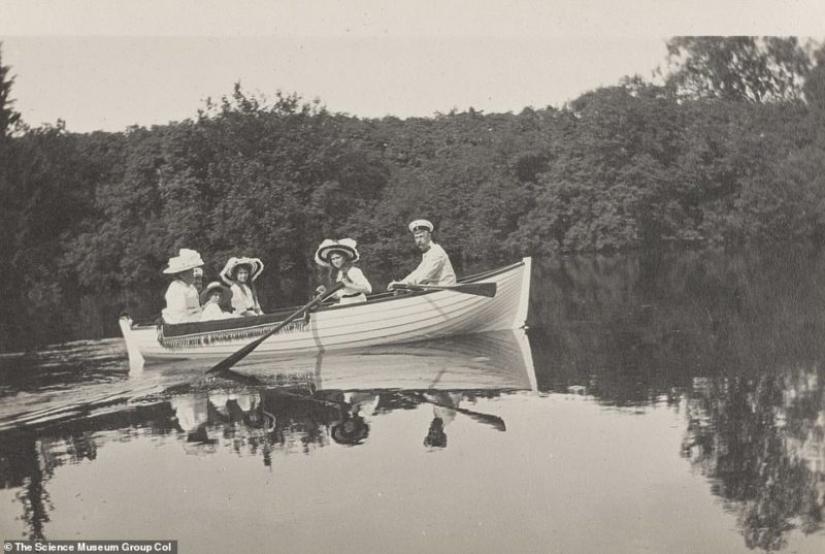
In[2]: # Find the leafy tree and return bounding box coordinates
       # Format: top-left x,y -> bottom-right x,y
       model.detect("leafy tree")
0,44 -> 21,140
802,43 -> 825,110
509,86 -> 683,254
665,36 -> 814,103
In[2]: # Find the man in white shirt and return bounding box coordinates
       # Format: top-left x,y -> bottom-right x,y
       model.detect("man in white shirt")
388,219 -> 457,289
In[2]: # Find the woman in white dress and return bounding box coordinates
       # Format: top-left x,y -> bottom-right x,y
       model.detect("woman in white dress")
161,248 -> 205,324
219,257 -> 265,316
314,238 -> 372,305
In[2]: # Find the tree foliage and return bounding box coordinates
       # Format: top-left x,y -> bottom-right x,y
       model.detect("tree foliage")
0,45 -> 21,140
665,36 -> 814,103
4,38 -> 825,348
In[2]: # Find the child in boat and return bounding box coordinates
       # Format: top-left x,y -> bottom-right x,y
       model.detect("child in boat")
314,238 -> 372,305
219,257 -> 265,316
161,248 -> 205,324
200,281 -> 238,321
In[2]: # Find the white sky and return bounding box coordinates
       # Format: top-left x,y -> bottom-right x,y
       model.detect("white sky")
0,0 -> 823,133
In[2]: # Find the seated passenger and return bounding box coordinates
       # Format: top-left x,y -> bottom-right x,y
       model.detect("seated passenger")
220,257 -> 265,316
200,281 -> 238,321
314,238 -> 372,305
161,248 -> 205,324
388,219 -> 456,290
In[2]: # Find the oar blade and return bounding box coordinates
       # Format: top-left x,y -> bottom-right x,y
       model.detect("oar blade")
458,282 -> 497,297
461,409 -> 506,431
396,282 -> 497,297
206,339 -> 264,374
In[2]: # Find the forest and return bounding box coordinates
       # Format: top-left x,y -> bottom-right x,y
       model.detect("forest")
2,36 -> 825,349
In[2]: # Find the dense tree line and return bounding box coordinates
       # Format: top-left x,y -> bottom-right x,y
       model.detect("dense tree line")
1,37 -> 825,348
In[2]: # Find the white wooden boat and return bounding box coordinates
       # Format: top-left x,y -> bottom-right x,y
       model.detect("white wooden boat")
119,257 -> 531,366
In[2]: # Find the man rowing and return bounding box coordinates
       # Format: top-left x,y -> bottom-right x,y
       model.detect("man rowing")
388,219 -> 456,290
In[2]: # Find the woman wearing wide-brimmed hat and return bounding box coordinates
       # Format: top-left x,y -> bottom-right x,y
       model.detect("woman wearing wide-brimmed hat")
161,248 -> 205,324
314,238 -> 372,305
219,257 -> 265,316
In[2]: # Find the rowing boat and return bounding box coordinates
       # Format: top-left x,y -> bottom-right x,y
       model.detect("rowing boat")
119,257 -> 532,366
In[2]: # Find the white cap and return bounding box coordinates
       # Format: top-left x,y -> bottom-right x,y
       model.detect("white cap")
408,219 -> 434,233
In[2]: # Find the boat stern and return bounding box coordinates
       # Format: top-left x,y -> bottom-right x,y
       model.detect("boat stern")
119,314 -> 146,371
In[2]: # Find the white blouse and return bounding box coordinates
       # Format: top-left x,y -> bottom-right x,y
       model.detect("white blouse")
334,266 -> 372,304
162,280 -> 202,324
230,282 -> 262,315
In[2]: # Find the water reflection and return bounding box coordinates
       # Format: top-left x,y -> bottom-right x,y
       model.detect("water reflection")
0,384 -> 513,540
527,249 -> 825,551
13,363 -> 822,552
163,385 -> 509,455
683,370 -> 825,551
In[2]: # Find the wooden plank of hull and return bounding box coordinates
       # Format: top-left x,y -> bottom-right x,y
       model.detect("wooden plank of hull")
122,257 -> 532,362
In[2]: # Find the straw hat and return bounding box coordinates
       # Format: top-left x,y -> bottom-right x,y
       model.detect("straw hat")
408,219 -> 434,233
315,238 -> 360,266
163,248 -> 205,274
199,281 -> 231,306
219,256 -> 264,284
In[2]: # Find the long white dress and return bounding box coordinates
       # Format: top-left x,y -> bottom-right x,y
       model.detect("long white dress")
162,280 -> 202,324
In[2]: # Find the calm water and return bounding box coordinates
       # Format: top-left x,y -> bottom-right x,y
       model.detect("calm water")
1,250 -> 824,553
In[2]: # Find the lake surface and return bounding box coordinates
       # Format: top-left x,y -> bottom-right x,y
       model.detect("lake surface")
1,250 -> 824,553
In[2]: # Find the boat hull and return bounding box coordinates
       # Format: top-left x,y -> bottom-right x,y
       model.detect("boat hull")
120,257 -> 532,364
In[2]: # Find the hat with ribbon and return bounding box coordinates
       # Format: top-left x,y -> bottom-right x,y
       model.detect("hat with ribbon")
163,248 -> 205,275
219,257 -> 264,284
199,281 -> 232,306
408,219 -> 434,233
315,238 -> 360,266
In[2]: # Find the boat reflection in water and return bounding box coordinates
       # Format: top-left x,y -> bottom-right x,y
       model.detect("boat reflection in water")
0,329 -> 535,540
167,328 -> 534,453
233,327 -> 537,392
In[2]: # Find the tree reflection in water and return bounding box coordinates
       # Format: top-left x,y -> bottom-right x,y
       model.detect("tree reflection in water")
683,369 -> 825,551
0,403 -> 176,539
529,248 -> 825,551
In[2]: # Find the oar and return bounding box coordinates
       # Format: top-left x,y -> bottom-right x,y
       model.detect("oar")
404,392 -> 506,431
206,282 -> 345,374
393,282 -> 496,298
